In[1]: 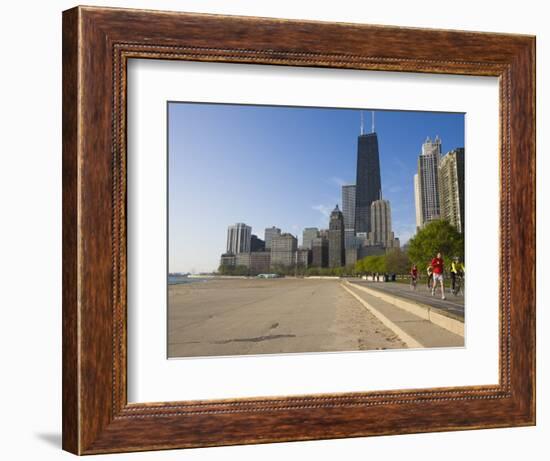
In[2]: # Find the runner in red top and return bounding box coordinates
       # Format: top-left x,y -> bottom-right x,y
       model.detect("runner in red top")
430,252 -> 446,300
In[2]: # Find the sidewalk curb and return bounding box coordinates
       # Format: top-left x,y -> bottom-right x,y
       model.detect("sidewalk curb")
340,283 -> 423,348
345,281 -> 464,338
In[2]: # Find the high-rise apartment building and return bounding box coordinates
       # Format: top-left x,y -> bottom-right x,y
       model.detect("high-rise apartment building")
355,117 -> 381,234
415,136 -> 442,228
439,148 -> 465,233
369,199 -> 396,248
341,184 -> 356,248
270,233 -> 297,267
302,227 -> 319,250
226,223 -> 252,254
328,205 -> 345,268
264,226 -> 281,250
414,173 -> 423,231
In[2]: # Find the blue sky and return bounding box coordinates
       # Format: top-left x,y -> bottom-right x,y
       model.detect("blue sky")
168,102 -> 464,273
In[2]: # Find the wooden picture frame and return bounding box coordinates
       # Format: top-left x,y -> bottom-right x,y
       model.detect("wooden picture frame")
62,5 -> 535,455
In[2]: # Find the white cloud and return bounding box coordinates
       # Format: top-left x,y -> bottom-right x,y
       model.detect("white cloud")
312,204 -> 331,218
328,176 -> 348,187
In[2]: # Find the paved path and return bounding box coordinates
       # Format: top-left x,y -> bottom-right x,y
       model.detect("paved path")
343,283 -> 463,348
348,280 -> 464,320
168,278 -> 406,358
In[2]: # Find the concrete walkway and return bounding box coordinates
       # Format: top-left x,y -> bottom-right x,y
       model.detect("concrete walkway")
349,280 -> 465,321
342,282 -> 464,349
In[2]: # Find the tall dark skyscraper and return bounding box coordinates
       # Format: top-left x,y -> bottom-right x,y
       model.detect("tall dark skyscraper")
355,112 -> 382,235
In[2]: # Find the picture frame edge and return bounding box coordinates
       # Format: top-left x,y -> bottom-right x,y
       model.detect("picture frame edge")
62,5 -> 536,455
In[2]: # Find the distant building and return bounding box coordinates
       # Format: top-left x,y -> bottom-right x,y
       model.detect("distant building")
270,233 -> 297,267
342,184 -> 356,248
345,247 -> 359,267
358,244 -> 386,259
439,148 -> 465,233
226,223 -> 252,254
414,173 -> 423,231
219,253 -> 236,268
369,199 -> 397,249
311,236 -> 329,268
355,115 -> 381,235
345,234 -> 365,250
302,227 -> 319,250
233,251 -> 271,274
415,136 -> 442,228
264,226 -> 281,250
345,232 -> 368,253
235,252 -> 251,268
249,252 -> 271,273
295,248 -> 311,268
328,204 -> 345,268
250,234 -> 266,252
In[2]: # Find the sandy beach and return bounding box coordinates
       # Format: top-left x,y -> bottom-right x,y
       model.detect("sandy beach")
168,277 -> 405,358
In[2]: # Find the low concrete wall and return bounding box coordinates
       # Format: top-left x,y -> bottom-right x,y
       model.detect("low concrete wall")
345,281 -> 464,337
305,276 -> 341,280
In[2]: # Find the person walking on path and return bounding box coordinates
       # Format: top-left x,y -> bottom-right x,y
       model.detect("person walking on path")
431,252 -> 446,300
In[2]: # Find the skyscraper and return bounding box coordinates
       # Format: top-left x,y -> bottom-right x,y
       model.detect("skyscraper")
295,248 -> 311,268
414,173 -> 423,231
302,227 -> 319,250
439,148 -> 465,233
250,234 -> 266,252
270,233 -> 297,267
311,237 -> 329,268
355,112 -> 382,234
369,199 -> 397,248
341,184 -> 356,248
328,205 -> 345,268
415,136 -> 442,228
226,223 -> 252,254
264,226 -> 281,250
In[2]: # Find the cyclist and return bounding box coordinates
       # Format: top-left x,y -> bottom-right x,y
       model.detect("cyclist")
426,264 -> 433,291
410,264 -> 419,290
450,256 -> 465,295
431,252 -> 446,300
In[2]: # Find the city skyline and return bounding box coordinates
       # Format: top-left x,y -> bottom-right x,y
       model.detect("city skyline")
169,102 -> 464,273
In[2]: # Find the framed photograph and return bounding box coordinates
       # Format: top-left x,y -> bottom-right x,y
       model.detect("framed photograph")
62,6 -> 535,455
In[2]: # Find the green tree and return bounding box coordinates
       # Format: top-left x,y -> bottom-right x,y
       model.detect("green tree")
408,220 -> 464,268
306,267 -> 320,276
356,255 -> 387,274
385,248 -> 411,274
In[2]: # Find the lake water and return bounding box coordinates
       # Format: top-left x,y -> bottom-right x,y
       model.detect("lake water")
168,275 -> 210,285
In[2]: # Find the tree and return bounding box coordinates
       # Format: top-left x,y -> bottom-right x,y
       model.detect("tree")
385,248 -> 411,274
356,255 -> 386,274
407,220 -> 464,269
